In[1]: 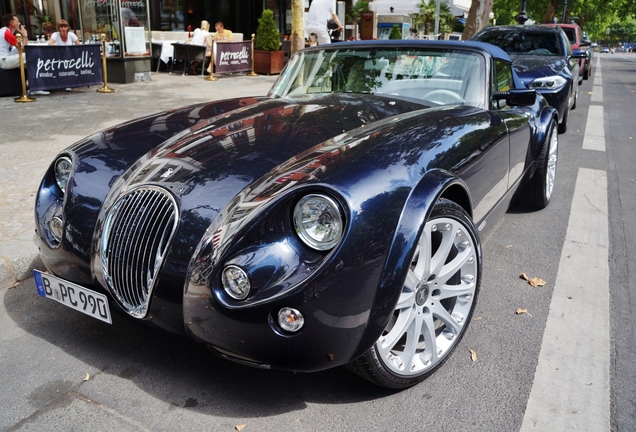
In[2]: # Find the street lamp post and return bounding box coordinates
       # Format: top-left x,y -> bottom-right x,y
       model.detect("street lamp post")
515,0 -> 528,25
561,0 -> 568,23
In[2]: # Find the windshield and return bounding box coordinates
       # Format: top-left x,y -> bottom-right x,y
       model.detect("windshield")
269,47 -> 487,108
474,31 -> 563,56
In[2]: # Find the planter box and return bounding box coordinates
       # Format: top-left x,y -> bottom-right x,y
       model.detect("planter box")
253,50 -> 285,75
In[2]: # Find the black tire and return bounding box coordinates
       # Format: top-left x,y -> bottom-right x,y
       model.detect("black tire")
347,199 -> 481,389
558,93 -> 570,134
519,120 -> 558,209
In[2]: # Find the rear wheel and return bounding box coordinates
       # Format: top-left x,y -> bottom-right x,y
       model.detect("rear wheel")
347,199 -> 481,389
520,120 -> 558,209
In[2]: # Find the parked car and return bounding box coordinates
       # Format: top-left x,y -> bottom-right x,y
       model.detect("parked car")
545,23 -> 592,81
601,47 -> 610,53
580,32 -> 594,80
34,40 -> 558,389
473,25 -> 586,134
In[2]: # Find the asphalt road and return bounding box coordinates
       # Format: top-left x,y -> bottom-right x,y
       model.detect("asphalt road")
1,54 -> 634,431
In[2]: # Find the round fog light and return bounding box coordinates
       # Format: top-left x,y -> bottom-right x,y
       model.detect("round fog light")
222,265 -> 250,300
49,216 -> 64,242
278,307 -> 304,332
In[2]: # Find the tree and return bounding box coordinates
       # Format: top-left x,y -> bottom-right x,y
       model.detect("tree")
291,0 -> 304,55
254,9 -> 280,51
462,0 -> 494,40
389,24 -> 403,39
346,1 -> 370,41
346,1 -> 370,25
410,0 -> 453,37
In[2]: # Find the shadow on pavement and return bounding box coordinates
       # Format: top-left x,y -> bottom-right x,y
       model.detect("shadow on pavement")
3,278 -> 397,421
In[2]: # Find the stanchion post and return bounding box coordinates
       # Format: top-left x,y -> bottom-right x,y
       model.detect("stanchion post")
96,34 -> 115,93
247,34 -> 258,76
205,41 -> 217,81
14,34 -> 35,103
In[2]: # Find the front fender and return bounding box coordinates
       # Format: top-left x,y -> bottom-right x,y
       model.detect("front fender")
354,169 -> 472,357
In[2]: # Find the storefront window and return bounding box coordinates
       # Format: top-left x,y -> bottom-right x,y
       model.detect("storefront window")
159,0 -> 184,30
75,0 -> 150,57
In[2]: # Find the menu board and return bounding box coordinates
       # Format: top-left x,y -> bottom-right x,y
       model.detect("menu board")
124,26 -> 146,55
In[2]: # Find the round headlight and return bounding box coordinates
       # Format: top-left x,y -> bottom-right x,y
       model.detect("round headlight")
293,194 -> 344,251
222,265 -> 251,300
54,156 -> 73,193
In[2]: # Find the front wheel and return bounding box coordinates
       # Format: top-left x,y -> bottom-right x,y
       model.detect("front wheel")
347,199 -> 481,389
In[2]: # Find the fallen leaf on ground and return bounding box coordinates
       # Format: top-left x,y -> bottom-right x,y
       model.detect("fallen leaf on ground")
469,349 -> 478,362
520,273 -> 547,287
235,425 -> 246,431
516,308 -> 528,315
528,277 -> 546,287
83,372 -> 90,382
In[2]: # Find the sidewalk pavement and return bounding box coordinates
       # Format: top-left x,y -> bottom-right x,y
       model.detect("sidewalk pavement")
0,71 -> 279,290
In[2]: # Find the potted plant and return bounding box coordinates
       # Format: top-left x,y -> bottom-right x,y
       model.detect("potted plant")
253,9 -> 284,75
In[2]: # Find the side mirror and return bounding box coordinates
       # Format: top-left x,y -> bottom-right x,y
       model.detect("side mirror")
493,89 -> 536,107
580,39 -> 591,47
571,49 -> 588,59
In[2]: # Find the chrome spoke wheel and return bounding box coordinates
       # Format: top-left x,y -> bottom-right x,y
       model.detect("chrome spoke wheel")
377,215 -> 478,376
545,124 -> 558,200
347,199 -> 481,388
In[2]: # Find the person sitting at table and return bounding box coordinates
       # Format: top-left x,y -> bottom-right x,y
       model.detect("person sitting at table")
212,22 -> 233,42
190,20 -> 212,75
0,13 -> 28,70
48,20 -> 80,45
42,21 -> 53,40
49,19 -> 79,92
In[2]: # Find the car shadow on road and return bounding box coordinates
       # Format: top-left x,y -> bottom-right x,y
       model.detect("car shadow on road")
4,280 -> 399,420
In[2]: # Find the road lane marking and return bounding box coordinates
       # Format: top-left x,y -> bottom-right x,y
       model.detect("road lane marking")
591,85 -> 603,103
583,105 -> 606,151
520,168 -> 610,431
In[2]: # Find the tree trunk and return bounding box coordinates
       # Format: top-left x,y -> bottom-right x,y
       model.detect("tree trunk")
543,0 -> 559,24
462,0 -> 494,41
291,0 -> 305,56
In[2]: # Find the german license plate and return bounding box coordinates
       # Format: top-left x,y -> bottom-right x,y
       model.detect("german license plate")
34,270 -> 112,324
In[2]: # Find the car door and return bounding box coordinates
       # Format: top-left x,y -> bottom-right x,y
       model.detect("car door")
491,59 -> 532,190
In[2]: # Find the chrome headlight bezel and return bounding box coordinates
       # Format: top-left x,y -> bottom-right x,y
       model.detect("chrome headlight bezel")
529,75 -> 568,90
293,194 -> 344,251
54,155 -> 73,194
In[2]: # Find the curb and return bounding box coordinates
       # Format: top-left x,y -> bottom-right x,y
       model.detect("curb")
0,252 -> 45,290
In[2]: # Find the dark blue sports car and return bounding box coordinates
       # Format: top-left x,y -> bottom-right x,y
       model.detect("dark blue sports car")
34,40 -> 558,389
473,25 -> 586,134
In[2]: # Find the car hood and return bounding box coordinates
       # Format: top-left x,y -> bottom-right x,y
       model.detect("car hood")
65,94 -> 463,263
510,54 -> 567,85
118,94 -> 430,204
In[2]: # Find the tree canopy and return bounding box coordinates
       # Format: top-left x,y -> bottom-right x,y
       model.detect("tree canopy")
489,0 -> 636,44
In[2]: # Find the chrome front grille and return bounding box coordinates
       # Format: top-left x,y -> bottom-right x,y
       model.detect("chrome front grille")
101,186 -> 178,318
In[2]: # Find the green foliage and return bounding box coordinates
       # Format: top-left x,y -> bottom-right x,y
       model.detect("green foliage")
346,1 -> 370,24
410,0 -> 453,36
255,9 -> 280,51
389,24 -> 402,39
